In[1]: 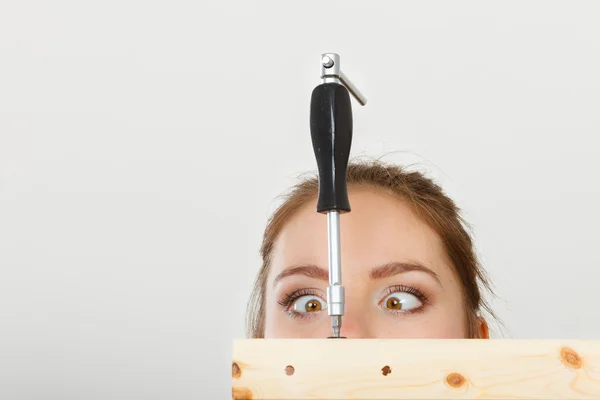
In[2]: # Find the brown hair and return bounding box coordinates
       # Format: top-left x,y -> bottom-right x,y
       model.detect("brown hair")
246,160 -> 496,338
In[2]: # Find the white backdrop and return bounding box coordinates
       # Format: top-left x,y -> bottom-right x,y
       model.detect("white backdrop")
1,1 -> 599,398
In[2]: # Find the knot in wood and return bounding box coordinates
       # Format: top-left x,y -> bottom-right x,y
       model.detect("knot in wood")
232,386 -> 253,399
446,372 -> 466,388
232,362 -> 242,379
560,346 -> 583,369
381,365 -> 392,376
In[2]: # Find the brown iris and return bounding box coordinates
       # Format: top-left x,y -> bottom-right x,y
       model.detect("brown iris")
305,300 -> 322,312
386,297 -> 403,310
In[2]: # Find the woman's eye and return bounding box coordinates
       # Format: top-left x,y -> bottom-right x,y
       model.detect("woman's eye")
292,295 -> 326,313
382,292 -> 422,311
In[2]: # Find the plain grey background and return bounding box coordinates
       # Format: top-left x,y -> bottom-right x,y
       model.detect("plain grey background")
1,1 -> 599,398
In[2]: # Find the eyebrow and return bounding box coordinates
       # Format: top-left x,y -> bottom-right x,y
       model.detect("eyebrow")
370,262 -> 441,286
272,265 -> 328,287
272,262 -> 441,287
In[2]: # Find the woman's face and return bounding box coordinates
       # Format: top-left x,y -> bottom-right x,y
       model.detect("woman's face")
263,186 -> 473,339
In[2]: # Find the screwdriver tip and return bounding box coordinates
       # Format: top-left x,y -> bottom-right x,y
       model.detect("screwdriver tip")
331,315 -> 342,338
333,326 -> 340,338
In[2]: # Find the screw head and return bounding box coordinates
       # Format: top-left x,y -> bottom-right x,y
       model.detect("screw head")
321,55 -> 334,68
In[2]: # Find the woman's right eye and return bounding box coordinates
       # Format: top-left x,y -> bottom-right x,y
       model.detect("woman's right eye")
291,295 -> 326,313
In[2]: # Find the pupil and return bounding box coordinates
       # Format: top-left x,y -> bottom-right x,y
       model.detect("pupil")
387,297 -> 402,309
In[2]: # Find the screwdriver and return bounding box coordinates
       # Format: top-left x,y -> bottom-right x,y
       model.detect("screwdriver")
309,53 -> 367,339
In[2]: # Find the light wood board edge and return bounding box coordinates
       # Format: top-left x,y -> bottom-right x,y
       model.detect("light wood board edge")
232,339 -> 600,399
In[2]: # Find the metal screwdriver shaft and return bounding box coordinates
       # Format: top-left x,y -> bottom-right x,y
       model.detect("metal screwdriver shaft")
309,53 -> 366,339
328,210 -> 342,338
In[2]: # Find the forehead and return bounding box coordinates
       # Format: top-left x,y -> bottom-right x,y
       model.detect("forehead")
269,186 -> 452,278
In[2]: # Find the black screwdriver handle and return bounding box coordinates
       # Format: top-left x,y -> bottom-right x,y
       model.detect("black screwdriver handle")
310,82 -> 353,214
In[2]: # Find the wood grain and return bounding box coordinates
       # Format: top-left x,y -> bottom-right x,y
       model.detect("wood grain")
232,339 -> 600,399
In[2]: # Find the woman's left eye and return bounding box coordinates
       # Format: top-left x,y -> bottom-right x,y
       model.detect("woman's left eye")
291,295 -> 326,313
381,292 -> 422,311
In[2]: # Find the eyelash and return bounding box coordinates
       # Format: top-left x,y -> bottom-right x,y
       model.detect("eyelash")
278,285 -> 430,319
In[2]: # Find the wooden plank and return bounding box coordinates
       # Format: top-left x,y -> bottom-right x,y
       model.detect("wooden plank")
232,339 -> 600,399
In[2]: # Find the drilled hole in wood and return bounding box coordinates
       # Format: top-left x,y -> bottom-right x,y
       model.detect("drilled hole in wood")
285,365 -> 295,376
381,365 -> 392,376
